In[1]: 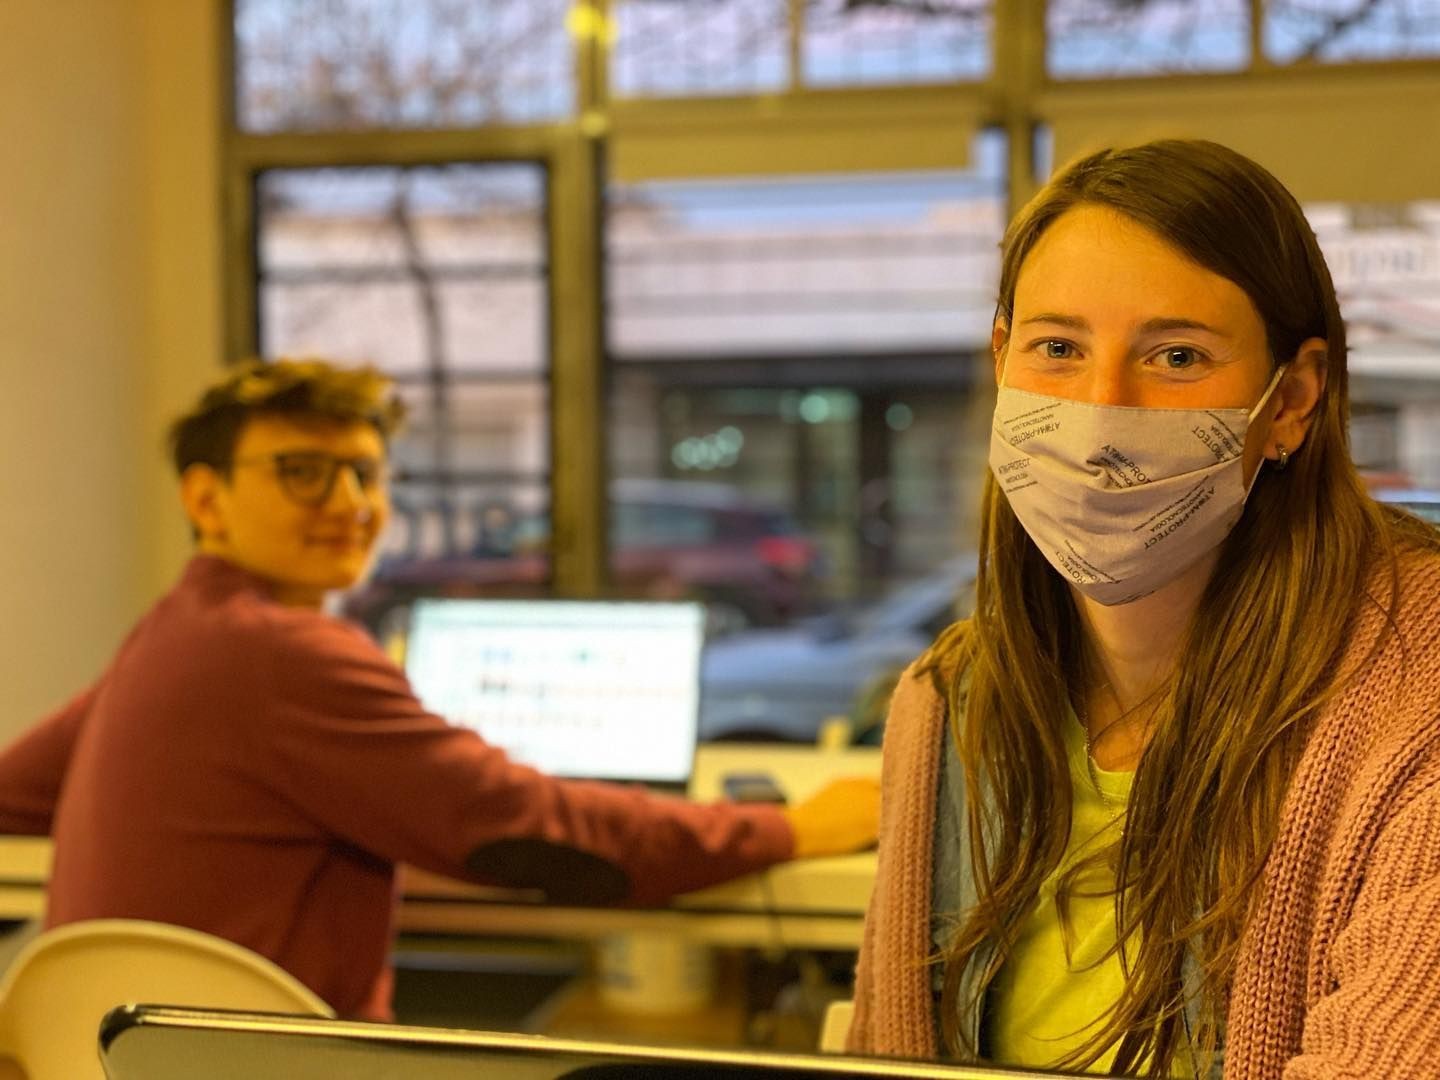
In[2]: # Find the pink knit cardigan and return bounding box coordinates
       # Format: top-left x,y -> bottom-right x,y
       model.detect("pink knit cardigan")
849,553 -> 1440,1078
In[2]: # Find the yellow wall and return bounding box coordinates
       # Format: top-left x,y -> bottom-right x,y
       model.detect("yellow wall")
135,0 -> 224,598
0,0 -> 221,734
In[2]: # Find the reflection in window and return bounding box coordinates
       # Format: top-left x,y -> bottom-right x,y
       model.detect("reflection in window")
256,164 -> 551,611
1046,0 -> 1250,79
258,166 -> 548,377
611,0 -> 789,98
1307,201 -> 1440,488
803,0 -> 992,86
607,142 -> 1008,359
234,0 -> 573,132
604,140 -> 1007,739
607,132 -> 1007,627
1266,0 -> 1440,63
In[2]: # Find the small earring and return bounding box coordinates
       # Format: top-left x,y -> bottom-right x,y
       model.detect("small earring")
1275,444 -> 1290,472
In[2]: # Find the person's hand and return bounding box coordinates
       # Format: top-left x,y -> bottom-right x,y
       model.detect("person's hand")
781,776 -> 880,859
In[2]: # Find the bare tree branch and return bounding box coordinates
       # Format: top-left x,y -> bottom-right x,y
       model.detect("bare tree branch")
1293,0 -> 1388,60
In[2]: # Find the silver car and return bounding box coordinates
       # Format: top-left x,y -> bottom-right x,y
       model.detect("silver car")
699,556 -> 977,743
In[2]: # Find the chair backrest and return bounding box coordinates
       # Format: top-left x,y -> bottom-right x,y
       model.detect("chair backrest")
818,999 -> 854,1053
0,919 -> 333,1080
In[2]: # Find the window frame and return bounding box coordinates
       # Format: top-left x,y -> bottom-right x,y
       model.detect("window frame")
221,0 -> 1440,599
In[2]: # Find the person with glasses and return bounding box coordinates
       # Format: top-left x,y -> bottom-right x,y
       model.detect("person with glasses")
0,358 -> 878,1021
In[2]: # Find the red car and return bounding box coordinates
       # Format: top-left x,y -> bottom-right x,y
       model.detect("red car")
345,480 -> 823,637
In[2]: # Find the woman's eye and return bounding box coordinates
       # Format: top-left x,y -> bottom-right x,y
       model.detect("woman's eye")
1159,347 -> 1200,369
1043,340 -> 1073,360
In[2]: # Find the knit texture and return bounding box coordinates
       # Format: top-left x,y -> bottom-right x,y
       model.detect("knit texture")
849,552 -> 1440,1078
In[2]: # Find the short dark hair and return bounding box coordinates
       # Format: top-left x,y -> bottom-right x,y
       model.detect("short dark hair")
169,358 -> 406,476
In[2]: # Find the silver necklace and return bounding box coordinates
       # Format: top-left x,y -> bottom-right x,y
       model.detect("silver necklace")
1075,695 -> 1120,810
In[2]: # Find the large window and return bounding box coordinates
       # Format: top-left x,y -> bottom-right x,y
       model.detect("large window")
803,0 -> 992,87
1266,0 -> 1440,63
611,0 -> 992,97
230,2 -> 1440,755
611,0 -> 791,98
254,162 -> 552,633
234,0 -> 576,131
1046,0 -> 1250,78
1045,0 -> 1440,77
1311,199 -> 1440,487
601,131 -> 1008,737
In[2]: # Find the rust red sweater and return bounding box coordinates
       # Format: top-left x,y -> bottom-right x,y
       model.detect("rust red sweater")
0,556 -> 792,1019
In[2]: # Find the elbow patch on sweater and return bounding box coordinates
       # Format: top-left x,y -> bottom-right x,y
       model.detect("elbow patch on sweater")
465,838 -> 630,904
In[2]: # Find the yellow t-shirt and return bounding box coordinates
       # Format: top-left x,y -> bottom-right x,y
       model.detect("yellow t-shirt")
986,709 -> 1140,1075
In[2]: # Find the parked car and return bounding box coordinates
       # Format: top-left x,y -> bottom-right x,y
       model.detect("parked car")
698,556 -> 977,743
345,479 -> 823,637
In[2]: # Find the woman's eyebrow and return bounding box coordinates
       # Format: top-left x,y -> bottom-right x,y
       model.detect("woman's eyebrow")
1018,313 -> 1089,330
1136,316 -> 1229,337
1017,314 -> 1232,338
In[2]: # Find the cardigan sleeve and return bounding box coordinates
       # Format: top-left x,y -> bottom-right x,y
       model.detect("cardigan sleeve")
253,612 -> 793,905
847,662 -> 946,1059
848,702 -> 896,1053
0,683 -> 97,835
1282,744 -> 1440,1079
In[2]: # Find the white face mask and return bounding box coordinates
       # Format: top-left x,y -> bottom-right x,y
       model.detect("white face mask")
988,369 -> 1285,606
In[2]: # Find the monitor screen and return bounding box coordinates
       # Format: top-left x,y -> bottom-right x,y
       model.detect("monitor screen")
405,598 -> 706,785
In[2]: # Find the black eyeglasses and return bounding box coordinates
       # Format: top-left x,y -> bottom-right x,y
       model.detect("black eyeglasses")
229,452 -> 388,508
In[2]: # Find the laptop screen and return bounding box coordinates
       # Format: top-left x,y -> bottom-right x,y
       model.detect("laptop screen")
404,598 -> 706,786
101,1006 -> 1083,1080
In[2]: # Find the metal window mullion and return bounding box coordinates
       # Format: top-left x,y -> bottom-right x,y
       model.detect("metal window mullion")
579,0 -> 611,114
227,126 -> 560,172
546,0 -> 611,599
992,0 -> 1047,216
262,263 -> 547,285
547,131 -> 607,598
789,0 -> 806,92
1251,0 -> 1273,72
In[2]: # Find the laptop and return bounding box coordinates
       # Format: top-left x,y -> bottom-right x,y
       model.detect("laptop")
405,597 -> 707,790
99,1005 -> 1085,1080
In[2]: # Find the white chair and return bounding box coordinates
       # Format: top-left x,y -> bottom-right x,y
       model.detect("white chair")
0,919 -> 332,1080
818,999 -> 854,1053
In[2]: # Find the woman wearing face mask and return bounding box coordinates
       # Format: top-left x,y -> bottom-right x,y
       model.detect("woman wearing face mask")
847,139 -> 1440,1079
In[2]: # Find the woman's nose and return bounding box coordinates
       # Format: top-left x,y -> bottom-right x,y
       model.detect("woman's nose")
1081,353 -> 1139,407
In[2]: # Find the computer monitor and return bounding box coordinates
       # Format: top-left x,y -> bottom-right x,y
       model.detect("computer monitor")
99,1006 -> 1088,1080
405,598 -> 707,787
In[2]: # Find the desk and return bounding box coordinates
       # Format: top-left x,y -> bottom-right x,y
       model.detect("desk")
0,744 -> 879,952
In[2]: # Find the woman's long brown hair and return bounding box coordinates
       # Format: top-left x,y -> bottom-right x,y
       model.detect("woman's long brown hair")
926,140 -> 1440,1075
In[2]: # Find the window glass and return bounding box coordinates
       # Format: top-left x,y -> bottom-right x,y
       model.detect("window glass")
1266,0 -> 1440,63
255,163 -> 552,637
234,0 -> 574,132
1047,0 -> 1250,79
611,0 -> 790,98
803,0 -> 992,86
258,166 -> 548,378
607,157 -> 1006,359
1308,200 -> 1440,490
607,133 -> 1006,741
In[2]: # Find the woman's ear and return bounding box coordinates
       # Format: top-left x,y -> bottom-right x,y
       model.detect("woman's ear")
991,316 -> 1011,386
1266,337 -> 1328,461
